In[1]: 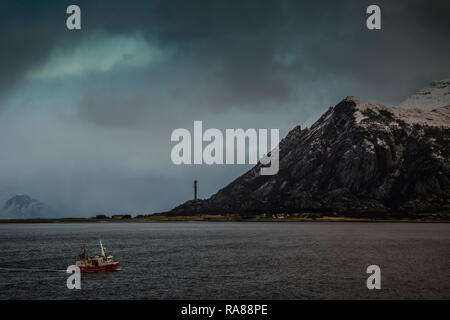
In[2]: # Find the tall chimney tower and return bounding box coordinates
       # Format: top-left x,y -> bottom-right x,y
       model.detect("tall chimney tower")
194,180 -> 198,200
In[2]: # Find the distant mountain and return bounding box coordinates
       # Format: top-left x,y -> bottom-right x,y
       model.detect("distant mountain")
398,79 -> 450,110
0,194 -> 51,219
166,82 -> 450,217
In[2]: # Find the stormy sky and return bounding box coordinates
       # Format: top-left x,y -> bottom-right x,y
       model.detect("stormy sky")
0,0 -> 449,216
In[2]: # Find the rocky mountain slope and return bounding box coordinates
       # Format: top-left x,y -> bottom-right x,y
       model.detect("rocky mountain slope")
167,82 -> 450,217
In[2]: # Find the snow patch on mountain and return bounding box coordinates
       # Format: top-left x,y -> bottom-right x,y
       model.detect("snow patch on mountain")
351,95 -> 450,128
398,79 -> 450,110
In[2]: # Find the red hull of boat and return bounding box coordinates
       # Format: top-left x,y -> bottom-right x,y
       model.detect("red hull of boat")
80,263 -> 119,272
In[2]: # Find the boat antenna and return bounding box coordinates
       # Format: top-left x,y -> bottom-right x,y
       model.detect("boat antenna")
78,241 -> 88,260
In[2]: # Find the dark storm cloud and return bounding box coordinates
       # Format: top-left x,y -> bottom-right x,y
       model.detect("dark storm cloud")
2,0 -> 449,114
0,1 -> 84,98
73,0 -> 449,127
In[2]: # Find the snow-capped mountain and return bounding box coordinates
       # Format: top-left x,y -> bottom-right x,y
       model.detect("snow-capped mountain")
0,194 -> 51,219
167,82 -> 450,217
398,79 -> 450,110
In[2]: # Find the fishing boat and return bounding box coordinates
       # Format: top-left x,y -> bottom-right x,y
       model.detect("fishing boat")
75,241 -> 119,272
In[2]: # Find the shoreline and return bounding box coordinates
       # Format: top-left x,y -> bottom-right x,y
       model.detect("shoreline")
0,214 -> 449,223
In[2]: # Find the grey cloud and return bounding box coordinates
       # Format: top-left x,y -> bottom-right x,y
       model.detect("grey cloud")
2,0 -> 449,109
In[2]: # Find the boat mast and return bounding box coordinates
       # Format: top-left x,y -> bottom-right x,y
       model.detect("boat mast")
99,240 -> 106,257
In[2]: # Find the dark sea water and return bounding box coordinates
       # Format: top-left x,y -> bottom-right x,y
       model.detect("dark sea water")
0,222 -> 448,300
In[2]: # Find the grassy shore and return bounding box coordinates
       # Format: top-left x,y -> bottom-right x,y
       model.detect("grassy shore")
0,214 -> 448,223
